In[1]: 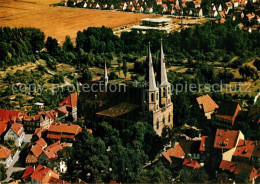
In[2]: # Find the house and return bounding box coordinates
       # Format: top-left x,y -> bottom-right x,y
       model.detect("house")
156,0 -> 163,5
196,94 -> 219,119
38,141 -> 67,173
118,2 -> 127,11
158,4 -> 168,14
183,158 -> 201,170
46,122 -> 82,141
217,4 -> 222,12
214,129 -> 244,161
126,5 -> 135,12
225,2 -> 233,12
25,138 -> 47,165
0,120 -> 9,138
59,92 -> 78,122
135,6 -> 144,13
23,110 -> 57,133
0,145 -> 12,167
144,7 -> 153,14
208,10 -> 218,17
83,2 -> 87,8
0,109 -> 25,123
162,143 -> 186,167
193,8 -> 203,17
4,123 -> 25,147
101,3 -> 108,9
214,100 -> 241,128
246,13 -> 256,22
233,0 -> 239,8
92,3 -> 100,9
232,140 -> 255,163
193,0 -> 201,8
21,165 -> 68,184
219,160 -> 259,183
179,139 -> 201,160
251,143 -> 260,167
108,4 -> 114,10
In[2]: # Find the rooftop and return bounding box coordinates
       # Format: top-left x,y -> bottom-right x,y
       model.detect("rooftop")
196,94 -> 219,113
214,129 -> 239,150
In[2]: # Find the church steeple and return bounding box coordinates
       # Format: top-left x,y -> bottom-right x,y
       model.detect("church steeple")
159,40 -> 171,107
148,43 -> 158,91
104,61 -> 108,90
160,39 -> 169,86
142,43 -> 159,113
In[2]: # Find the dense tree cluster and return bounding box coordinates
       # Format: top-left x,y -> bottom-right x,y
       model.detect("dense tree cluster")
62,122 -> 167,183
0,27 -> 44,67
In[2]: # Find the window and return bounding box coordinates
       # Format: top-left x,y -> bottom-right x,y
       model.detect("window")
151,93 -> 154,102
156,120 -> 159,129
163,117 -> 165,124
156,92 -> 159,100
168,114 -> 171,122
163,88 -> 166,97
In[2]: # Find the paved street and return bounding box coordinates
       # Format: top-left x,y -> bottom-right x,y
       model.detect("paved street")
3,150 -> 25,182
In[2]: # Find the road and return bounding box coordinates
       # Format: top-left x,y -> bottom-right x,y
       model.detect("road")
35,60 -> 71,88
3,150 -> 25,182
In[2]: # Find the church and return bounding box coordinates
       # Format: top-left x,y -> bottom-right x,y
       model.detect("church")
78,41 -> 173,135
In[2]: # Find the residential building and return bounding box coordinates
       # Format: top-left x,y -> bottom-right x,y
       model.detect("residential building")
219,160 -> 259,183
214,129 -> 244,161
183,158 -> 201,170
232,140 -> 255,163
196,94 -> 219,119
46,122 -> 82,141
214,100 -> 241,128
59,92 -> 78,122
21,165 -> 68,184
4,123 -> 25,147
23,110 -> 57,133
162,143 -> 186,167
0,145 -> 12,167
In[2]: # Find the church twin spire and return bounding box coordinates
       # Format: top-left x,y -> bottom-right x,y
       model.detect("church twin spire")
148,40 -> 169,90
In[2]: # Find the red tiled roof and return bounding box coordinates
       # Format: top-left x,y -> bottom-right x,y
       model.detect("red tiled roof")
0,120 -> 9,136
196,94 -> 219,113
183,158 -> 201,170
199,136 -> 207,151
31,144 -> 43,158
49,177 -> 70,184
162,144 -> 186,163
30,165 -> 59,183
219,160 -> 259,181
43,141 -> 66,160
10,123 -> 24,137
0,145 -> 11,159
21,166 -> 34,179
214,129 -> 239,150
59,92 -> 78,108
36,138 -> 47,148
233,140 -> 255,159
47,122 -> 82,135
57,106 -> 68,115
0,109 -> 25,121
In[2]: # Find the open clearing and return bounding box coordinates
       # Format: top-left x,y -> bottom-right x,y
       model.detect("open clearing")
0,0 -> 151,42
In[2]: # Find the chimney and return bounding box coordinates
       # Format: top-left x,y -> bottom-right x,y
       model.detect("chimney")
33,165 -> 35,171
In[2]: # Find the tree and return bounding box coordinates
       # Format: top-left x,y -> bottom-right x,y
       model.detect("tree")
122,60 -> 128,79
179,168 -> 192,183
63,36 -> 74,52
45,37 -> 60,56
253,59 -> 260,70
117,62 -> 121,76
239,65 -> 259,80
0,163 -> 7,181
